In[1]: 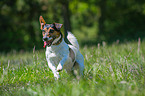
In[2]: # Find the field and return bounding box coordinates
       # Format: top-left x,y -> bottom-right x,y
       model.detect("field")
0,40 -> 145,96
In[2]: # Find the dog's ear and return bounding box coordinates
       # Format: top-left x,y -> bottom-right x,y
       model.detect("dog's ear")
54,23 -> 63,30
39,16 -> 46,30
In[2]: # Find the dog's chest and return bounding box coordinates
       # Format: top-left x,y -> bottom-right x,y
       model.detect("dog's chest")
45,40 -> 70,64
46,50 -> 66,61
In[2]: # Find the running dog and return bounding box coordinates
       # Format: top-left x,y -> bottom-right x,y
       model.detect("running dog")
39,16 -> 84,79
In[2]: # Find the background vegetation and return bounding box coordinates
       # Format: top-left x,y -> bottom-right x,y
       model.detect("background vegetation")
1,0 -> 145,52
1,0 -> 145,95
0,41 -> 145,95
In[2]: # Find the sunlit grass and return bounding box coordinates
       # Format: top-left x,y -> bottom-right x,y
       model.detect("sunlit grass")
0,41 -> 145,96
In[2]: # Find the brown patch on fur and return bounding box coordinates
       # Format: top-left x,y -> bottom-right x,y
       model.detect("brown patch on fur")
42,27 -> 61,38
54,23 -> 63,30
39,16 -> 46,30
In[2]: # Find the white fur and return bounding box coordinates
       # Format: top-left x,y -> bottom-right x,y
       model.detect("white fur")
45,32 -> 84,79
67,31 -> 79,49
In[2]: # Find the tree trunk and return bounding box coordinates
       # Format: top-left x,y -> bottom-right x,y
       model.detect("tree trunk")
98,0 -> 106,40
61,0 -> 71,43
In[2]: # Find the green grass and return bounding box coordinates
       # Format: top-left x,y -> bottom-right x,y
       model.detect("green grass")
0,41 -> 145,96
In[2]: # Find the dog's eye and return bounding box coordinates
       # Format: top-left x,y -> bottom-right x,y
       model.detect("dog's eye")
42,32 -> 45,34
49,29 -> 54,33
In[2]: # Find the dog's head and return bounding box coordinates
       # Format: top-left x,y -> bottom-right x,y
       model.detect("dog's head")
39,16 -> 63,47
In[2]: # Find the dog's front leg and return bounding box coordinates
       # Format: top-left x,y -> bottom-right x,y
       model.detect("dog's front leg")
47,61 -> 60,79
57,55 -> 68,72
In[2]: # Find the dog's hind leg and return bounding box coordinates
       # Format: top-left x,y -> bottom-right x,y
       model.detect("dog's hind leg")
74,51 -> 84,77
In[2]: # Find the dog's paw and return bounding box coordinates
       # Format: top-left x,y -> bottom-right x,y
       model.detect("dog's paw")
57,64 -> 63,72
54,74 -> 60,80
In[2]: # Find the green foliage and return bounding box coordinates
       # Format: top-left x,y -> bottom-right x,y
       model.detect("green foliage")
1,0 -> 145,52
0,41 -> 145,95
103,0 -> 145,41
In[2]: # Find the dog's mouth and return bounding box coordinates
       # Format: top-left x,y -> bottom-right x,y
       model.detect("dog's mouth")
43,39 -> 54,48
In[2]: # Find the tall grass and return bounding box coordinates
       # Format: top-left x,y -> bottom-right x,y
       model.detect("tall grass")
0,41 -> 145,96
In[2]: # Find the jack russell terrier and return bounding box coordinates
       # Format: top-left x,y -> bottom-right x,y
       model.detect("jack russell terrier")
39,16 -> 84,79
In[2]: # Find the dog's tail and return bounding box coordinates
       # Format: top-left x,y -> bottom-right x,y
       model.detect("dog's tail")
67,31 -> 79,49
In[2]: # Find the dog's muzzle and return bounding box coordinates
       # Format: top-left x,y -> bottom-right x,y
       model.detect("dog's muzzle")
43,36 -> 55,47
43,36 -> 53,41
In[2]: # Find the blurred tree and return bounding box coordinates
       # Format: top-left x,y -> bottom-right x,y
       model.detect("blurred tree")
103,0 -> 145,42
0,0 -> 145,52
59,0 -> 72,43
98,0 -> 106,41
0,0 -> 46,51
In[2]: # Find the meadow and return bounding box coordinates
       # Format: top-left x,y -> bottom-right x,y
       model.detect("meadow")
0,40 -> 145,96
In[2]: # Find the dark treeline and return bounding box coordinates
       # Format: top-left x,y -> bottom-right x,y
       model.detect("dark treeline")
1,0 -> 145,52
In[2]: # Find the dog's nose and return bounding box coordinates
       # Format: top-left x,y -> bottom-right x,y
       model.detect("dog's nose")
43,37 -> 48,41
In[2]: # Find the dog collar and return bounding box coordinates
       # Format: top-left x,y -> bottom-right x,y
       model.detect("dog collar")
52,35 -> 62,45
